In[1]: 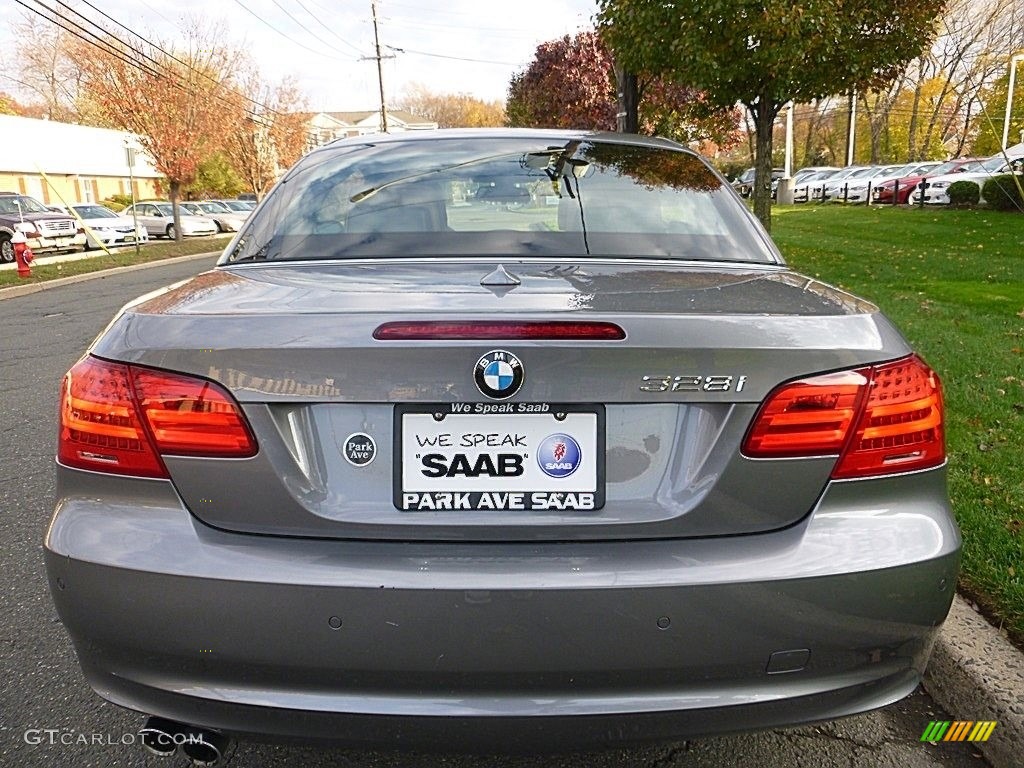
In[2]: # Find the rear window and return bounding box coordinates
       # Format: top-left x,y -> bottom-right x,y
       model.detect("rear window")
223,138 -> 775,264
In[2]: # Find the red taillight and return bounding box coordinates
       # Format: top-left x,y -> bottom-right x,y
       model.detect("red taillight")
59,357 -> 166,477
373,321 -> 626,340
832,355 -> 944,478
742,370 -> 868,457
131,368 -> 257,457
743,355 -> 944,479
59,357 -> 256,477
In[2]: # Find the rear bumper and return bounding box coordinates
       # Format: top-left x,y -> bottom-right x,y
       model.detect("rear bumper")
45,465 -> 960,749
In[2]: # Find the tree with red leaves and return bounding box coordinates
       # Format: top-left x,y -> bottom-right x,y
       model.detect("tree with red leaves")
506,31 -> 740,151
76,22 -> 243,240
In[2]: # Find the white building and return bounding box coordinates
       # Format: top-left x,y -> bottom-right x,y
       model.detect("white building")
0,114 -> 162,205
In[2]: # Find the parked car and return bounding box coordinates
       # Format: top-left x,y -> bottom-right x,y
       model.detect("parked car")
181,201 -> 248,233
122,201 -> 218,238
731,167 -> 784,198
0,192 -> 85,261
829,164 -> 940,204
793,165 -> 839,183
213,199 -> 256,213
68,204 -> 149,249
910,156 -> 1024,205
811,166 -> 871,201
731,167 -> 755,196
822,166 -> 888,201
47,129 -> 958,757
872,159 -> 978,204
793,168 -> 845,202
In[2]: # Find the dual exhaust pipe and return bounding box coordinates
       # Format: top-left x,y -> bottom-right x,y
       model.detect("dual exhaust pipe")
140,716 -> 232,766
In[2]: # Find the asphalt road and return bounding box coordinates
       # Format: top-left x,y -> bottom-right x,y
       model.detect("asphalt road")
0,258 -> 988,768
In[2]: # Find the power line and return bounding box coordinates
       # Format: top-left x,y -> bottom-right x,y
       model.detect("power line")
384,44 -> 520,66
267,0 -> 363,58
51,0 -> 170,76
228,0 -> 355,63
378,14 -> 547,39
35,0 -> 288,119
81,0 -> 286,117
291,0 -> 368,56
17,0 -> 260,121
17,0 -> 165,81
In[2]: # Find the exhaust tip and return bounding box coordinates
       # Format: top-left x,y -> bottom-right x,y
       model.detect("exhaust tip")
139,716 -> 182,757
181,727 -> 232,766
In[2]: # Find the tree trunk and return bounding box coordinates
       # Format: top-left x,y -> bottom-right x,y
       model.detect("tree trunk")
751,100 -> 778,232
169,179 -> 183,242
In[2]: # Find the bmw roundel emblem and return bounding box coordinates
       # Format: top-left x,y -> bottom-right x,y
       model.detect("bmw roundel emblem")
537,433 -> 582,478
474,349 -> 524,400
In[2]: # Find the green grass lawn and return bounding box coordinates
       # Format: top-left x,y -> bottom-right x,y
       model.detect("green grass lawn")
0,235 -> 230,288
773,205 -> 1024,643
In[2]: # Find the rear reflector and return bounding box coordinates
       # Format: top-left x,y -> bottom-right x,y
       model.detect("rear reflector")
59,357 -> 256,478
373,321 -> 626,340
743,355 -> 944,478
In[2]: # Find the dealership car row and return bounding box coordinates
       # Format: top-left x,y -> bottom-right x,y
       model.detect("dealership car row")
732,148 -> 1024,206
0,193 -> 255,262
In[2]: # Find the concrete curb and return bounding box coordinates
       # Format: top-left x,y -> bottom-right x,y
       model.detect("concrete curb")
923,595 -> 1023,768
0,251 -> 219,301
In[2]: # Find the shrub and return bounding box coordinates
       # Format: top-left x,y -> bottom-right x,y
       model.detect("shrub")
947,180 -> 980,207
100,194 -> 133,212
981,175 -> 1024,212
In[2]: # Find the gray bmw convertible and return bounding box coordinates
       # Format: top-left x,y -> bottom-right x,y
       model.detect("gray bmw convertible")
46,130 -> 958,761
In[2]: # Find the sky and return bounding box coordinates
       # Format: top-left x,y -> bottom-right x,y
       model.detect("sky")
1,0 -> 601,111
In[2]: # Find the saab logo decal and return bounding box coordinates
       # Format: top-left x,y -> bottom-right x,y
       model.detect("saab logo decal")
537,433 -> 581,478
474,350 -> 524,400
420,453 -> 525,478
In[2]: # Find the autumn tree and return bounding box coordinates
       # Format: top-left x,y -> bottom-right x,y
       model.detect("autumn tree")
507,33 -> 616,130
225,67 -> 309,198
599,0 -> 946,230
506,31 -> 740,150
399,84 -> 505,127
0,92 -> 33,117
11,11 -> 83,121
77,22 -> 243,239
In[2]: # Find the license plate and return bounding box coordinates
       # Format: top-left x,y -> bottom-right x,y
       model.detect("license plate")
395,404 -> 604,511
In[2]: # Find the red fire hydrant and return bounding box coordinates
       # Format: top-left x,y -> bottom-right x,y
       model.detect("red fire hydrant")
12,231 -> 34,279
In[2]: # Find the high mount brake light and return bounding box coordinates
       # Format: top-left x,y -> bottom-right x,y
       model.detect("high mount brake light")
59,357 -> 256,477
743,355 -> 944,479
373,321 -> 626,341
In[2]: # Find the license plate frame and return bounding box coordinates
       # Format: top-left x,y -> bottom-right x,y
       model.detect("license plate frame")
394,403 -> 605,512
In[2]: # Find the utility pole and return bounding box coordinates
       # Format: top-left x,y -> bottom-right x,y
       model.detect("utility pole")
614,65 -> 638,133
845,89 -> 856,166
784,102 -> 794,178
1001,54 -> 1024,151
370,1 -> 388,133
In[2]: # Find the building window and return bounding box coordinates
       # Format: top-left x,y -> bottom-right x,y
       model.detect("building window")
80,178 -> 96,203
